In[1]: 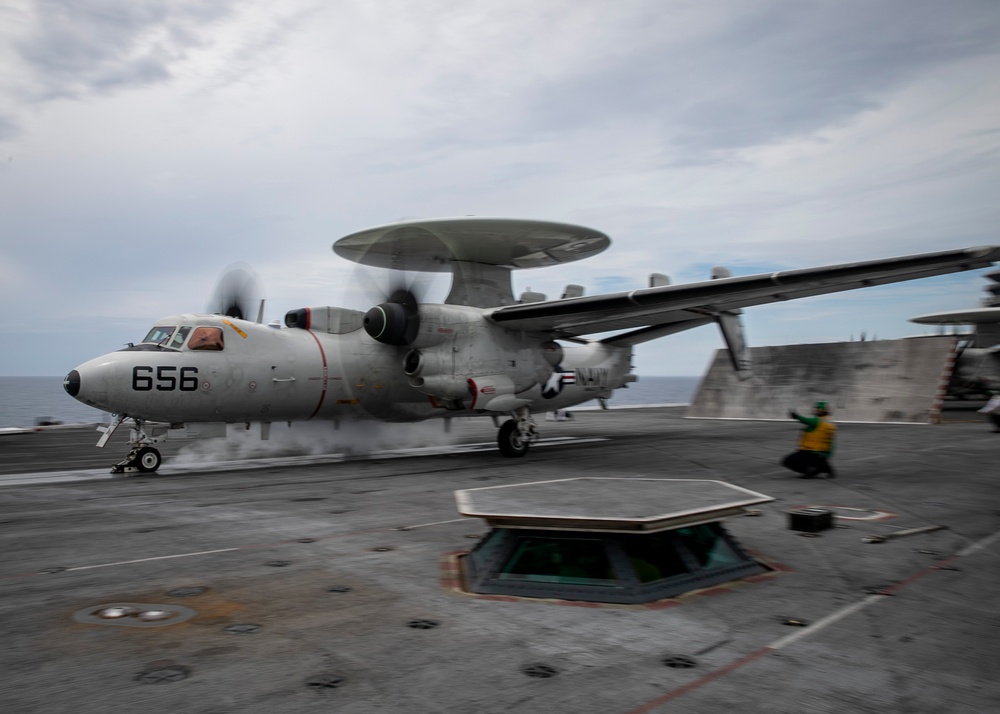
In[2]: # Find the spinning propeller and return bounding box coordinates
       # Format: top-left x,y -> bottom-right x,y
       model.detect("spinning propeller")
353,265 -> 438,347
364,289 -> 420,345
207,263 -> 266,323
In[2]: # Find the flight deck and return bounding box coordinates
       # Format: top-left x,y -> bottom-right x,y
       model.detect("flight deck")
0,405 -> 997,713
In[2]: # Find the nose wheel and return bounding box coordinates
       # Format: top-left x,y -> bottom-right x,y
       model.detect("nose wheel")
100,415 -> 165,474
112,443 -> 164,474
133,447 -> 163,473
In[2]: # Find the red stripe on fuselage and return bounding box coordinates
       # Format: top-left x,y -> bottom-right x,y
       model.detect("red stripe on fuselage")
468,378 -> 479,409
304,329 -> 328,420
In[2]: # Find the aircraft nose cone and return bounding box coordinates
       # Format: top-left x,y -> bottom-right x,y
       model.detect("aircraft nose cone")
66,358 -> 114,411
63,370 -> 81,397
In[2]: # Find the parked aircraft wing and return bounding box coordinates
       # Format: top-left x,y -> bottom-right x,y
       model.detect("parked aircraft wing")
488,246 -> 1000,339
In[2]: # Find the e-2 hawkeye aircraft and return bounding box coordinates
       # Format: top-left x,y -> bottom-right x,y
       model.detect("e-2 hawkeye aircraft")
64,217 -> 1000,473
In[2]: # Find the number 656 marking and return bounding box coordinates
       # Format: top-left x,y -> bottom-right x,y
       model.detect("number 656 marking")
132,366 -> 199,391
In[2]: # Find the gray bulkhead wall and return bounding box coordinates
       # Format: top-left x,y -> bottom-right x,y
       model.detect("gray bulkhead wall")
687,335 -> 957,423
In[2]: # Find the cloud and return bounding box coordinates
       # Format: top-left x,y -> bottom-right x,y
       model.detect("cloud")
1,0 -> 998,378
376,0 -> 1000,164
14,1 -> 230,101
0,115 -> 19,142
0,0 -> 315,138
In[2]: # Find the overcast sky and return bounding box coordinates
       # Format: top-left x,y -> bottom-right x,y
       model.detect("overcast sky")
2,0 -> 999,377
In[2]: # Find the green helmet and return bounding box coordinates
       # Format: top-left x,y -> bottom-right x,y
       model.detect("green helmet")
814,401 -> 828,410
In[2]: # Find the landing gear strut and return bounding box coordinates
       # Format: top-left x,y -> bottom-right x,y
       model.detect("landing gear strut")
98,415 -> 164,474
498,407 -> 538,457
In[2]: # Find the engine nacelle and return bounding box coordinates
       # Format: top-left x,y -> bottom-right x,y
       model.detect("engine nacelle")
409,373 -> 470,401
285,306 -> 364,334
364,291 -> 419,345
540,340 -> 563,367
404,349 -> 462,393
400,304 -> 565,408
468,374 -> 530,412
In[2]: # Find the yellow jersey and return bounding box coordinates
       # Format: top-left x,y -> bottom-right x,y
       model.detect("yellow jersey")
797,417 -> 836,455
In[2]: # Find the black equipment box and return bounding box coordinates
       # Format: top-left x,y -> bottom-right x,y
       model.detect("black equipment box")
788,508 -> 833,533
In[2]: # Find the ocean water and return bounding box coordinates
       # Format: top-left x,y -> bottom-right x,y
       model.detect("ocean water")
0,377 -> 112,428
0,375 -> 700,429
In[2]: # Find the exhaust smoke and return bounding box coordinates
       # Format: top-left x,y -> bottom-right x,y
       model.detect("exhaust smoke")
172,419 -> 460,464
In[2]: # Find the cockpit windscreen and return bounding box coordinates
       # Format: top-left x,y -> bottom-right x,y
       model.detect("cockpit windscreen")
142,326 -> 176,346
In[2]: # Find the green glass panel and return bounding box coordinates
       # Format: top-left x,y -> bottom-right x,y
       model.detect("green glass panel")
675,525 -> 741,569
619,533 -> 691,583
498,537 -> 619,586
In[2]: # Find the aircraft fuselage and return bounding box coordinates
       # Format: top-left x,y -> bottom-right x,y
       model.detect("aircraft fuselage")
66,312 -> 633,427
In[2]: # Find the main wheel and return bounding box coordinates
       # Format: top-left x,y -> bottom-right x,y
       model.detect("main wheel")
134,447 -> 162,473
497,420 -> 529,457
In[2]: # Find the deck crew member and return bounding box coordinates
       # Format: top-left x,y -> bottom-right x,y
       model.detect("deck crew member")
782,401 -> 836,478
978,391 -> 1000,433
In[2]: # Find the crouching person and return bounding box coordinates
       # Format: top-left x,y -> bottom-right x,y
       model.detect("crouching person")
782,401 -> 837,479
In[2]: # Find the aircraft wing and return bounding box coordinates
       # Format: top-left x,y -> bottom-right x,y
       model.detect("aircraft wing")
488,246 -> 1000,344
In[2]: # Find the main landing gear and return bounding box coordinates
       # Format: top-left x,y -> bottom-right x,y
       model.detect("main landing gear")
98,415 -> 164,474
497,407 -> 538,457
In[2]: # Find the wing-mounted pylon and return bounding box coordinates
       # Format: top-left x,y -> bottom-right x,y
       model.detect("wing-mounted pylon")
714,310 -> 752,378
597,267 -> 753,377
710,266 -> 752,379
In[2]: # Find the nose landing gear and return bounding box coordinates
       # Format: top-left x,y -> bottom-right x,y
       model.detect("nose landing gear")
131,446 -> 163,473
97,415 -> 165,474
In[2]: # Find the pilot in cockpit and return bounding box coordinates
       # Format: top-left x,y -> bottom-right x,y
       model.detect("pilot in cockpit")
187,326 -> 224,351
